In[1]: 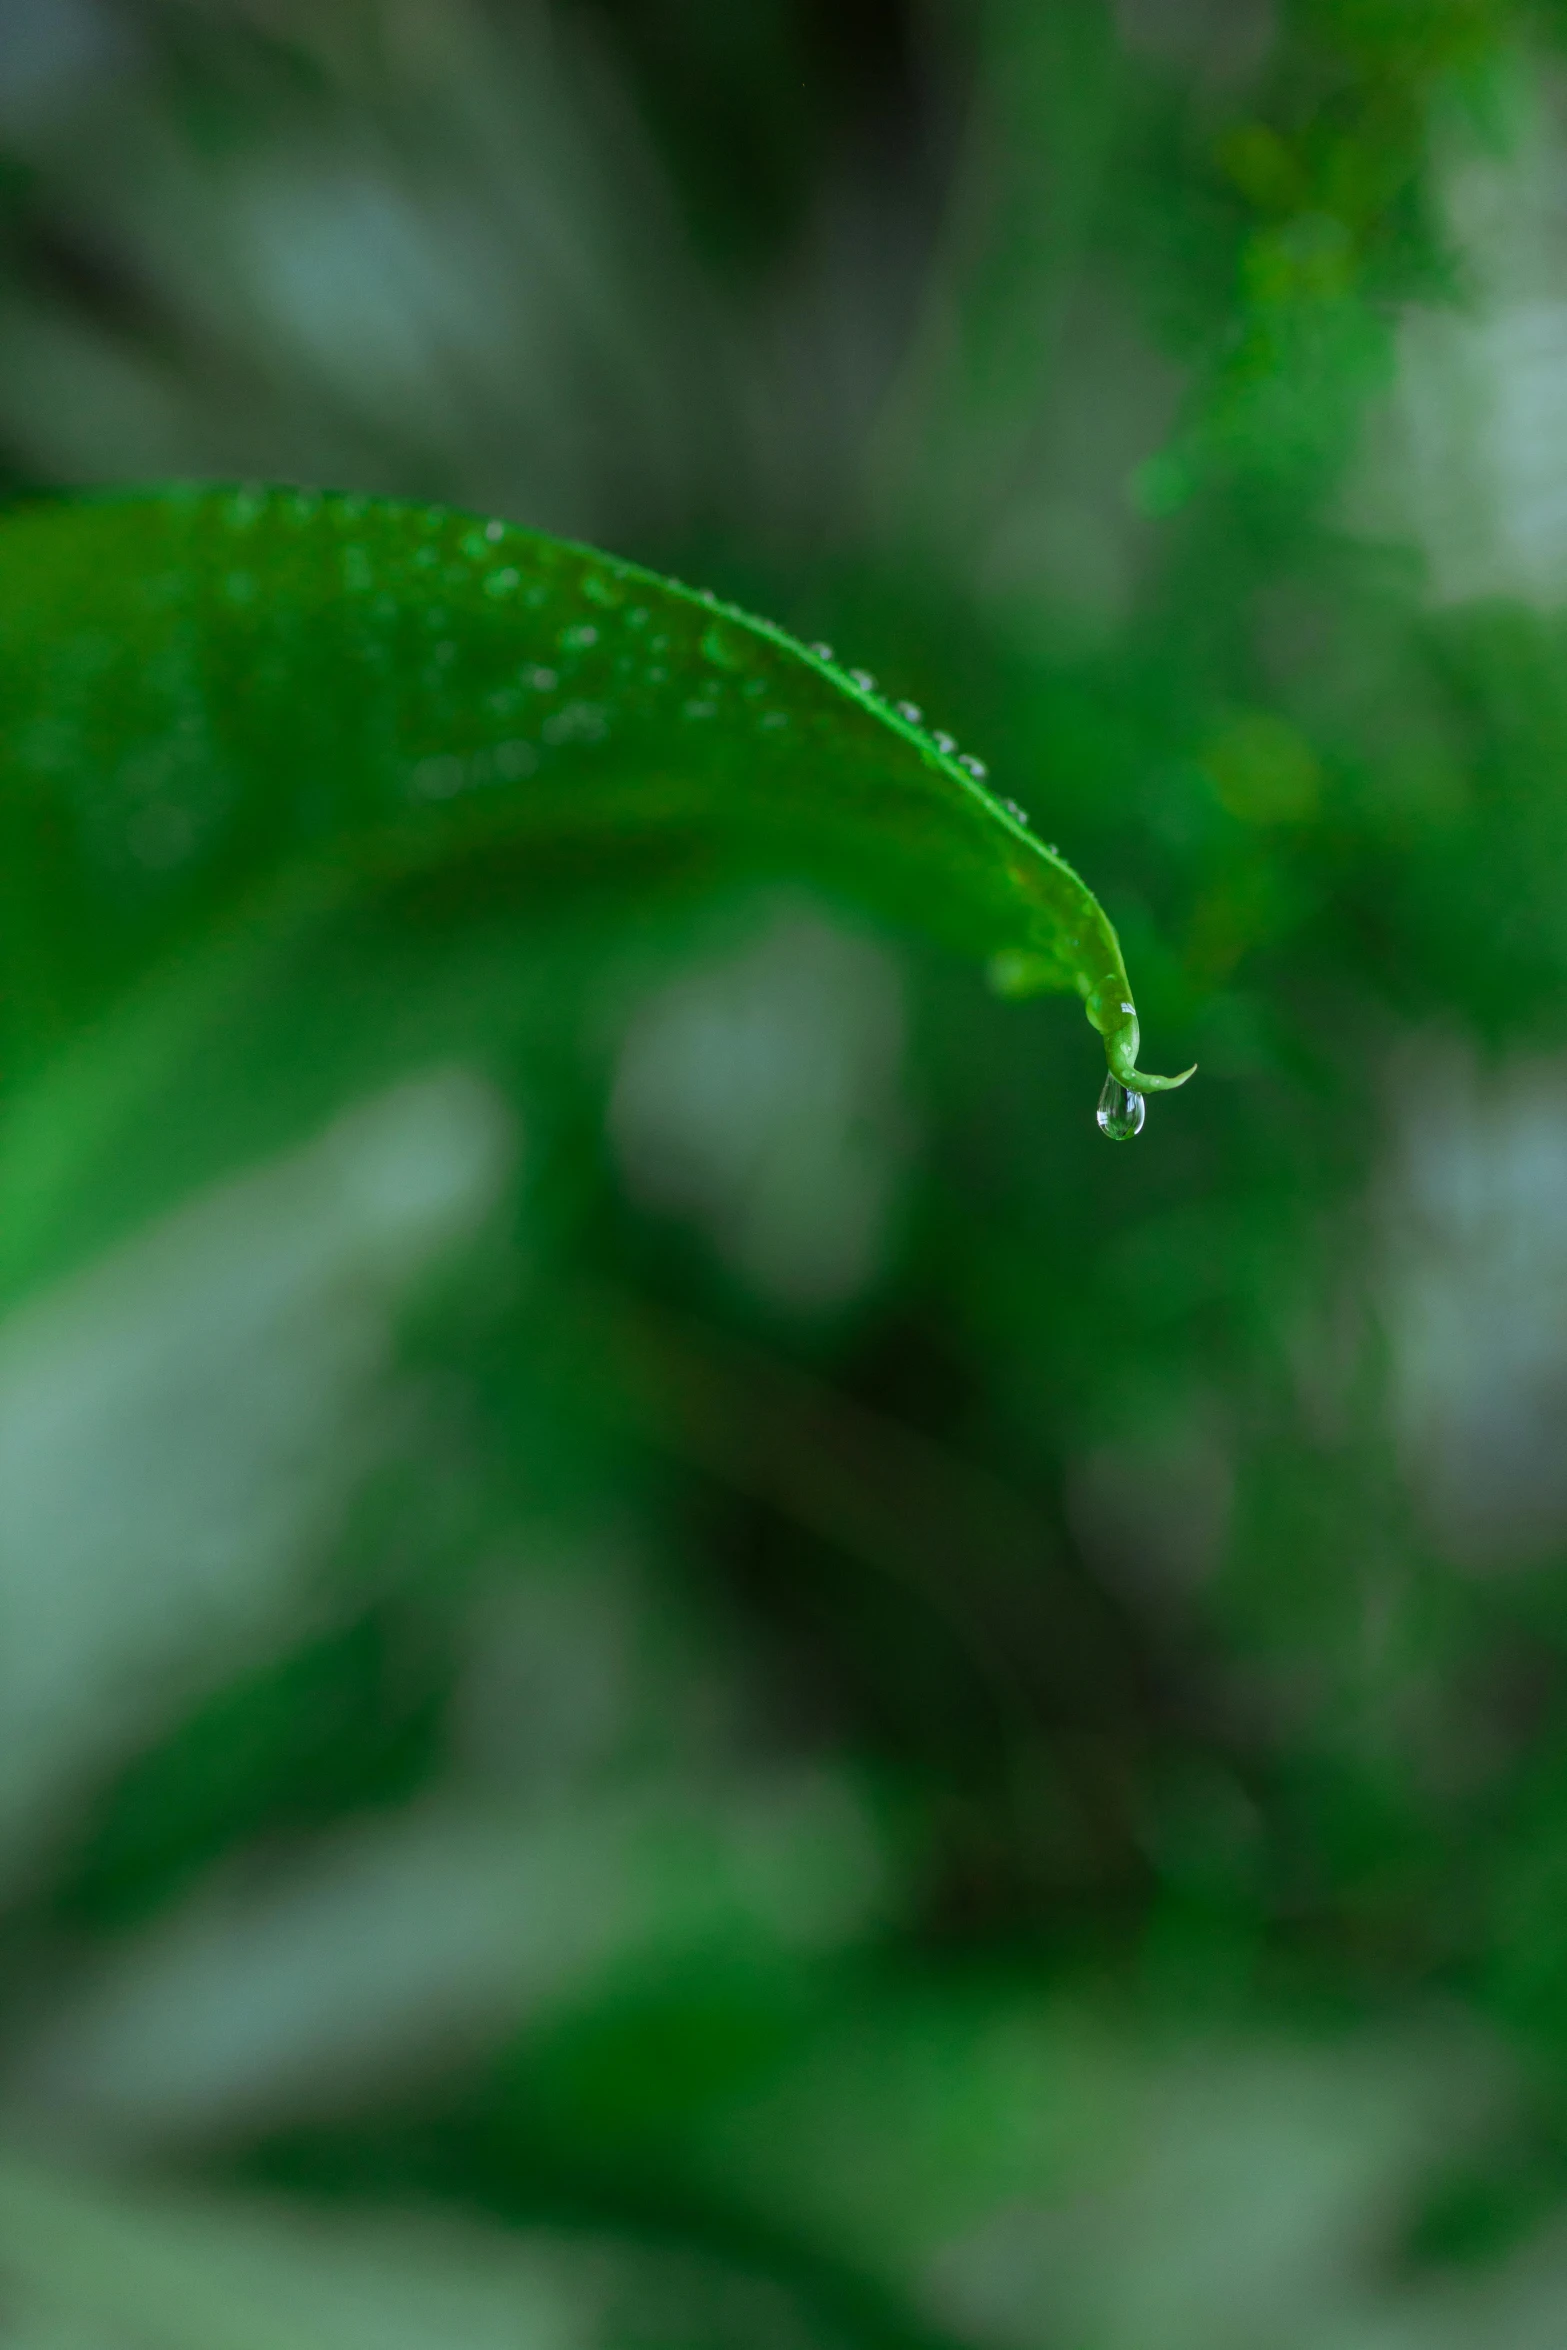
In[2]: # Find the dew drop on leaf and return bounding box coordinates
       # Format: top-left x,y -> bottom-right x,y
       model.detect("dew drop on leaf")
1097,1074 -> 1146,1142
543,700 -> 610,745
896,701 -> 922,722
702,624 -> 743,670
809,642 -> 834,660
849,669 -> 876,692
933,731 -> 956,755
959,754 -> 988,779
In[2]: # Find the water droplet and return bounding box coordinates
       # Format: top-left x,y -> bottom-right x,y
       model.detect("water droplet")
1096,1075 -> 1145,1142
485,519 -> 505,542
494,738 -> 538,779
809,642 -> 834,661
560,623 -> 599,651
543,700 -> 609,745
896,701 -> 922,722
1002,798 -> 1029,823
1120,1001 -> 1135,1015
933,731 -> 956,755
959,754 -> 989,780
848,669 -> 876,692
411,754 -> 467,801
485,567 -> 520,599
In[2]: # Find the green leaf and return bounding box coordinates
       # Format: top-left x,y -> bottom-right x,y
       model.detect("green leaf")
0,486 -> 1191,1104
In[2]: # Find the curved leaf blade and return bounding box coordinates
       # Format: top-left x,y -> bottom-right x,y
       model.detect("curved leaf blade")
0,486 -> 1191,1093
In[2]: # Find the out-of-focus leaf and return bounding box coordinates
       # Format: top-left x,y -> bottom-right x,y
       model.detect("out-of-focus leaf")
9,1773 -> 886,2147
0,1070 -> 513,1885
0,2148 -> 857,2350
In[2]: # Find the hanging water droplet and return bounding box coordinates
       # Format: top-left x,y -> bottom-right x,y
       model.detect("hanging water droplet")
809,642 -> 834,661
1096,1074 -> 1145,1142
896,701 -> 922,723
933,731 -> 956,755
848,669 -> 877,692
1002,798 -> 1029,823
959,754 -> 989,779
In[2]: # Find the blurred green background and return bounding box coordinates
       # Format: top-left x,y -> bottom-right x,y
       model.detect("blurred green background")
11,1 -> 1567,2343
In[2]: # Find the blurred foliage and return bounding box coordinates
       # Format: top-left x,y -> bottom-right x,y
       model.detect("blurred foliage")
10,1 -> 1567,2346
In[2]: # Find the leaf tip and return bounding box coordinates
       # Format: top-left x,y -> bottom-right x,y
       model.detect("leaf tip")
1130,1061 -> 1198,1093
